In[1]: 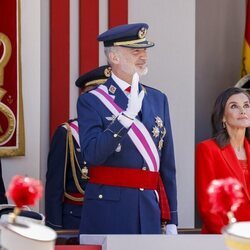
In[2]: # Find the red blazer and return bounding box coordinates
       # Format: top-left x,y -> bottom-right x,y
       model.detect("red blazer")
196,138 -> 250,234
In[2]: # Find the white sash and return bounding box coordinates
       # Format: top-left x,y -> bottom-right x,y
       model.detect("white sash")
63,120 -> 80,147
90,85 -> 160,172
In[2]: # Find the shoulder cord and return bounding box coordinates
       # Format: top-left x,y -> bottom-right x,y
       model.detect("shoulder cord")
63,122 -> 84,202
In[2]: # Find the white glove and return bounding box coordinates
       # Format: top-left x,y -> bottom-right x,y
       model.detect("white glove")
123,73 -> 145,120
166,224 -> 178,235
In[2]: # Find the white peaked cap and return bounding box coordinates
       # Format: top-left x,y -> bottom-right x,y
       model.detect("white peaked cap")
0,215 -> 57,250
223,221 -> 250,249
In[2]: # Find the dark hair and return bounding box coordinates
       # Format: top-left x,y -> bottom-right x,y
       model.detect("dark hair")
211,87 -> 250,147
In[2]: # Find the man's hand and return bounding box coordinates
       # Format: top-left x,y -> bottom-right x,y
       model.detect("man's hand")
123,73 -> 145,119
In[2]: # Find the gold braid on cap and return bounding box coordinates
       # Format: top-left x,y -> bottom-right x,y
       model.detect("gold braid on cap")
85,79 -> 107,87
114,38 -> 146,46
84,66 -> 111,87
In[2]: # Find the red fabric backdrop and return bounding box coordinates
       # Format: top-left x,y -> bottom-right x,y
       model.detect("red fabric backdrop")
0,0 -> 25,157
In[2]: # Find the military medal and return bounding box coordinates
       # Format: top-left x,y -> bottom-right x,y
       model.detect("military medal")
155,116 -> 163,128
152,126 -> 160,138
152,116 -> 167,151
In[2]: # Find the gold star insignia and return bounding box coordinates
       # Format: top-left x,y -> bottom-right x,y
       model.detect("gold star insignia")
155,116 -> 163,128
152,126 -> 160,138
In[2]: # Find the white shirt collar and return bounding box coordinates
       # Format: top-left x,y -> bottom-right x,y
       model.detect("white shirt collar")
111,73 -> 130,92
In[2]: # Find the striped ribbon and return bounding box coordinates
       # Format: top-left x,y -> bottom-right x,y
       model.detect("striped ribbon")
91,85 -> 160,172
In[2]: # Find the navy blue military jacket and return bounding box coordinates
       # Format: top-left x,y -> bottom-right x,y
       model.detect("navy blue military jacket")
45,121 -> 87,230
77,78 -> 178,234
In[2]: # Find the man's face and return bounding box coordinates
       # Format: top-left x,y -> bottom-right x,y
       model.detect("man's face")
116,47 -> 148,76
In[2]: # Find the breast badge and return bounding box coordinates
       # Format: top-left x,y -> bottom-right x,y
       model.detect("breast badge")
108,85 -> 116,94
152,116 -> 166,150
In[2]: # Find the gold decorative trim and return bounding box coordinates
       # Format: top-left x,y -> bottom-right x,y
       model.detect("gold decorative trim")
0,33 -> 12,86
0,0 -> 25,157
114,38 -> 146,46
0,103 -> 16,145
85,79 -> 107,87
63,123 -> 84,202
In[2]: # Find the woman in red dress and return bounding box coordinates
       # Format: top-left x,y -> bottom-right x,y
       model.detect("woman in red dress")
196,87 -> 250,234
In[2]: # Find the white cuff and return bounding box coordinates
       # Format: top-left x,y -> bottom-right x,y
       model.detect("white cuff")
166,224 -> 178,235
117,113 -> 133,129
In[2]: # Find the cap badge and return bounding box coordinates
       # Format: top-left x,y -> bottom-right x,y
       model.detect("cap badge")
109,85 -> 116,94
138,27 -> 147,39
104,66 -> 112,77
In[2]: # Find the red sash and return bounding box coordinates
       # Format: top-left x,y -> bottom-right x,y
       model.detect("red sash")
89,166 -> 170,222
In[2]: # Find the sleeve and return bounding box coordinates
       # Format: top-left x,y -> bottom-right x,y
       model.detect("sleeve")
77,93 -> 130,165
159,94 -> 178,225
45,126 -> 67,229
196,142 -> 225,233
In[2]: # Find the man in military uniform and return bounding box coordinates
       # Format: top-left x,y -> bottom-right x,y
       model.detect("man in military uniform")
77,23 -> 178,234
45,65 -> 111,230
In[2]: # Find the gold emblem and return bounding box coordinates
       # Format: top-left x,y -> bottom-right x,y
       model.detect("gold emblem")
152,126 -> 160,138
0,33 -> 12,86
109,85 -> 116,94
0,102 -> 16,146
138,27 -> 147,39
104,66 -> 112,77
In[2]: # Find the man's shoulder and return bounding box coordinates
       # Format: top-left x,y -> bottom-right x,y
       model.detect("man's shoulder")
142,84 -> 165,95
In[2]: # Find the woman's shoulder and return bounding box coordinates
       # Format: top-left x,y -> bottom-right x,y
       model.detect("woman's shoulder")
196,138 -> 218,150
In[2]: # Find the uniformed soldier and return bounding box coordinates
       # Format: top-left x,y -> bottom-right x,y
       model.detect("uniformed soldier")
77,23 -> 178,235
45,65 -> 111,230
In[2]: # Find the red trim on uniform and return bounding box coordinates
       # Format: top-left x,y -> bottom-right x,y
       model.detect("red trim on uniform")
79,0 -> 99,75
50,0 -> 70,138
108,0 -> 128,28
89,166 -> 170,221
